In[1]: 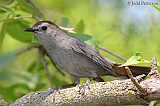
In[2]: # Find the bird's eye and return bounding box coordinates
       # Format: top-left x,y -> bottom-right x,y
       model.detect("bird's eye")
41,26 -> 47,31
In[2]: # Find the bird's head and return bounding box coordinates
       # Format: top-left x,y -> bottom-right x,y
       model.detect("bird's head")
25,21 -> 59,36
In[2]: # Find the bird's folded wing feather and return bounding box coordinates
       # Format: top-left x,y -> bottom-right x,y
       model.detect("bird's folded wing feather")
69,38 -> 117,76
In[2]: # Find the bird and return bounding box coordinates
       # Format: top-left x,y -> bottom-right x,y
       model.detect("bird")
25,20 -> 151,86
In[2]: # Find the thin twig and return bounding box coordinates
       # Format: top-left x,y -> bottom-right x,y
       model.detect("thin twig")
148,57 -> 159,76
16,44 -> 41,56
39,46 -> 55,89
98,46 -> 127,62
125,67 -> 147,95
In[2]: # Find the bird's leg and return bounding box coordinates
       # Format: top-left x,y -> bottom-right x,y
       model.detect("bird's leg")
58,83 -> 77,89
90,72 -> 105,82
92,77 -> 105,82
73,75 -> 80,84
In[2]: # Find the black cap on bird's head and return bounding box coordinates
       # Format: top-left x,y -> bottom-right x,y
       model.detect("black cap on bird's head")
24,20 -> 59,34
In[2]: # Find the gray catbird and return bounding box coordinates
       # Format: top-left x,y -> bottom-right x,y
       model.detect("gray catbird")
25,21 -> 150,85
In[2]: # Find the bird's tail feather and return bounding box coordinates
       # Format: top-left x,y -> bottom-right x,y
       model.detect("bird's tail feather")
112,64 -> 151,78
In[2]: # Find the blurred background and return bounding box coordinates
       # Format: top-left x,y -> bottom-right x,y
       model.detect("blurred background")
0,0 -> 160,103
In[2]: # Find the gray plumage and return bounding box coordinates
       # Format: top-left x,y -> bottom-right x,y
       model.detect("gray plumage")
25,21 -> 150,84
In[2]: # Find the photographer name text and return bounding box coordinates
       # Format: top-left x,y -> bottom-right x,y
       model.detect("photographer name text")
128,1 -> 159,6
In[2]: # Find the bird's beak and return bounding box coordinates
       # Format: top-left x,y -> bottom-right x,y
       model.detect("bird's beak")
24,28 -> 36,32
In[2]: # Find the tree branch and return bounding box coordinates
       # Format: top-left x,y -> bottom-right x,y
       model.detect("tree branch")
11,76 -> 142,106
12,69 -> 160,106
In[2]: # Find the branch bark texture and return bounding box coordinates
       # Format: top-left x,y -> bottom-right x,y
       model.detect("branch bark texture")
12,74 -> 160,106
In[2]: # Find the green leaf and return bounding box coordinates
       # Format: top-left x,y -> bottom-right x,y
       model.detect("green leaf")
13,9 -> 32,18
0,13 -> 10,46
0,7 -> 8,13
0,51 -> 18,67
152,4 -> 160,12
0,21 -> 8,46
27,61 -> 36,72
0,6 -> 14,14
57,17 -> 72,27
6,19 -> 33,43
73,33 -> 98,50
0,12 -> 10,21
74,19 -> 85,33
15,0 -> 44,18
121,53 -> 150,66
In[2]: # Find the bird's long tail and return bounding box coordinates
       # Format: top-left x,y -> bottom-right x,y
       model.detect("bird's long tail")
112,64 -> 151,78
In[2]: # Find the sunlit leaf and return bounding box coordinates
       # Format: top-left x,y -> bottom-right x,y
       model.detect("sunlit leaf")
121,53 -> 150,66
74,19 -> 85,33
13,9 -> 32,18
152,4 -> 160,12
0,12 -> 11,22
0,22 -> 8,46
0,8 -> 8,13
6,19 -> 33,42
0,6 -> 14,13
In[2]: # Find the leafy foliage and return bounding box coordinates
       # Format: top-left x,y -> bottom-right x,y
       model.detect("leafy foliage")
74,19 -> 85,33
6,19 -> 33,42
121,53 -> 150,66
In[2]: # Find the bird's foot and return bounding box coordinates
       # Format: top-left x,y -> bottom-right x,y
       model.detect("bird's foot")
46,88 -> 58,95
46,83 -> 78,95
77,80 -> 91,96
92,77 -> 105,82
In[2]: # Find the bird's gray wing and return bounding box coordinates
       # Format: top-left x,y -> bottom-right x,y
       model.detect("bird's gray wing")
69,38 -> 117,76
